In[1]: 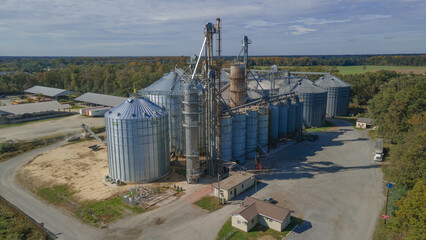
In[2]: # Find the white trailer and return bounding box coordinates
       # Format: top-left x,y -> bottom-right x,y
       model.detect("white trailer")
374,139 -> 383,161
88,107 -> 111,117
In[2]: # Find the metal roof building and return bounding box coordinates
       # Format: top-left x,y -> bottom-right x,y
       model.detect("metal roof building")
74,92 -> 127,107
0,101 -> 71,116
24,86 -> 75,97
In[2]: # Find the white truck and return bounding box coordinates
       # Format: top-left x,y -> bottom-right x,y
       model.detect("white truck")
374,139 -> 384,161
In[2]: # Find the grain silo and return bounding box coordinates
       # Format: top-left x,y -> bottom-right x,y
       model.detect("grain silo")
257,106 -> 269,152
314,75 -> 351,117
232,111 -> 246,164
220,115 -> 233,162
280,78 -> 327,128
138,69 -> 185,155
278,101 -> 288,138
269,104 -> 279,143
245,109 -> 258,160
105,97 -> 170,182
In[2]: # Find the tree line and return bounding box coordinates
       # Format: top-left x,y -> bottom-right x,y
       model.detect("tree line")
361,73 -> 425,239
0,62 -> 181,96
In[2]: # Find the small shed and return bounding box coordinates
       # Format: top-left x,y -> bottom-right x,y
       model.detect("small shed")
213,172 -> 255,202
356,117 -> 373,129
231,197 -> 291,232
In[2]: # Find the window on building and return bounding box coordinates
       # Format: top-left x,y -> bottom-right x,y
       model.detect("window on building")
251,219 -> 254,223
242,184 -> 244,188
237,220 -> 241,224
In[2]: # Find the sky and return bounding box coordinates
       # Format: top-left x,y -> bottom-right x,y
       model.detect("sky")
0,0 -> 425,56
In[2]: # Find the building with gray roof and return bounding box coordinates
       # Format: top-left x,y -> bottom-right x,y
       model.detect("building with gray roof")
74,92 -> 127,107
0,101 -> 71,116
24,86 -> 75,98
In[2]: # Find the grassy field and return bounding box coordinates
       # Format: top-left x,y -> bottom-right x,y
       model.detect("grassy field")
304,120 -> 336,132
35,184 -> 145,226
194,196 -> 223,212
216,217 -> 303,240
251,65 -> 426,75
336,65 -> 426,75
0,196 -> 48,240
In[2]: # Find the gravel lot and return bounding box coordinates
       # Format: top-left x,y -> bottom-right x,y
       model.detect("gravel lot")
254,119 -> 384,240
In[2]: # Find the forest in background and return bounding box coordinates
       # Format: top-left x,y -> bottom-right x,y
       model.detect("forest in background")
0,54 -> 425,97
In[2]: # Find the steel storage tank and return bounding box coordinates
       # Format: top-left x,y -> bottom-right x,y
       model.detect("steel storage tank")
220,116 -> 233,162
278,101 -> 288,138
138,69 -> 185,156
257,106 -> 269,152
288,98 -> 297,134
105,97 -> 170,182
295,97 -> 304,131
245,109 -> 258,159
280,78 -> 327,128
232,111 -> 246,164
314,75 -> 351,117
269,104 -> 279,143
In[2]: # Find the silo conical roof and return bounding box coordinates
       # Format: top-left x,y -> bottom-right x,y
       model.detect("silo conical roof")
139,69 -> 186,94
280,78 -> 327,94
315,75 -> 350,88
105,97 -> 167,120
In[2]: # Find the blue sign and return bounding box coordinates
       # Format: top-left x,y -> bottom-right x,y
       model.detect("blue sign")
386,183 -> 394,189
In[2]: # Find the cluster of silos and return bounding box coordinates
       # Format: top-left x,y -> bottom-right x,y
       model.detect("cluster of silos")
104,97 -> 170,182
138,69 -> 206,156
268,97 -> 303,144
280,78 -> 327,128
220,105 -> 269,164
314,75 -> 350,117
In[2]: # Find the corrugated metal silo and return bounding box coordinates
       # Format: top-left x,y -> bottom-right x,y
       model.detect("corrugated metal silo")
269,104 -> 279,143
105,97 -> 170,182
257,106 -> 269,152
314,75 -> 351,117
245,109 -> 258,159
280,78 -> 327,128
220,116 -> 233,162
295,96 -> 304,131
288,98 -> 297,133
278,101 -> 288,138
138,69 -> 185,155
232,111 -> 246,164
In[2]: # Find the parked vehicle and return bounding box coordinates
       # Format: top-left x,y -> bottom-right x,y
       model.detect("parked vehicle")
374,139 -> 383,161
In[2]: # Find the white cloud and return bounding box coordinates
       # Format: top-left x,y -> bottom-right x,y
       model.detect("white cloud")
290,25 -> 317,35
359,15 -> 392,21
293,18 -> 351,25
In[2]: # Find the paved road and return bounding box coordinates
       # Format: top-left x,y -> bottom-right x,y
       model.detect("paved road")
256,119 -> 384,240
0,142 -> 105,240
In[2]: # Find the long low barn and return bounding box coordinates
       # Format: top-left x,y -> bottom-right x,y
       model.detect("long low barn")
24,86 -> 75,98
0,101 -> 71,117
74,92 -> 127,107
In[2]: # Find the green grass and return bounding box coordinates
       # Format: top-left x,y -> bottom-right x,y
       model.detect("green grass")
38,185 -> 74,204
216,217 -> 304,240
336,65 -> 426,75
194,196 -> 223,212
0,135 -> 64,163
304,120 -> 335,132
0,196 -> 48,240
70,105 -> 85,109
36,184 -> 145,226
